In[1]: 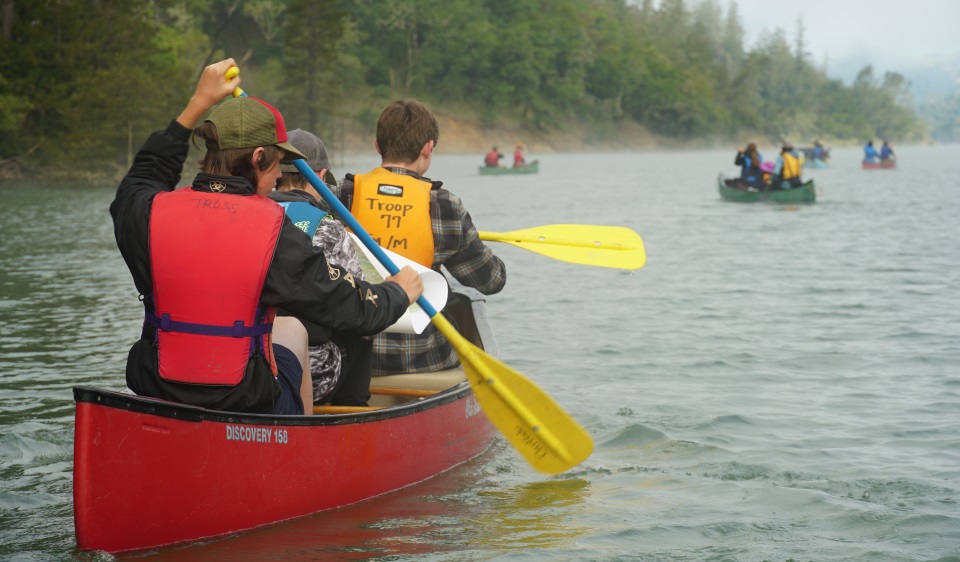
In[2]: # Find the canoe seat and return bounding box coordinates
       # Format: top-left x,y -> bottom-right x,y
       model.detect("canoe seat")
371,367 -> 467,391
367,367 -> 468,408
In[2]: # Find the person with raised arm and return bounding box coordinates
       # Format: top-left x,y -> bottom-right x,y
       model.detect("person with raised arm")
110,59 -> 421,415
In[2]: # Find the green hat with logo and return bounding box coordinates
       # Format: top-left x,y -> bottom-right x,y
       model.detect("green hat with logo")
204,97 -> 306,163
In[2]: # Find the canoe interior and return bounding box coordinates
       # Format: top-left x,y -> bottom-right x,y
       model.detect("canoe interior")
73,282 -> 499,553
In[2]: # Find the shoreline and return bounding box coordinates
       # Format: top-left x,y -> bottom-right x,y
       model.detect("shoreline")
0,115 -> 933,185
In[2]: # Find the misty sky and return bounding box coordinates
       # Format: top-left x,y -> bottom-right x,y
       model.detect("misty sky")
726,0 -> 960,73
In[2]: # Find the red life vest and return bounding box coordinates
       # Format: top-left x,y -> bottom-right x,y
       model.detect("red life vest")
513,150 -> 525,167
147,187 -> 284,386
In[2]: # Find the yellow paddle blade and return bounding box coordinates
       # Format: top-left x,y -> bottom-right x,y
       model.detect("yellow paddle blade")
431,314 -> 593,474
478,224 -> 646,270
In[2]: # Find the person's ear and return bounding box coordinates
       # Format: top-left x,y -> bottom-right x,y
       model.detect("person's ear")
422,140 -> 434,158
251,147 -> 266,168
374,140 -> 382,155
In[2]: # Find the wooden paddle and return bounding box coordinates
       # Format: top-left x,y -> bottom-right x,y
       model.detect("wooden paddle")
225,65 -> 593,473
479,224 -> 645,270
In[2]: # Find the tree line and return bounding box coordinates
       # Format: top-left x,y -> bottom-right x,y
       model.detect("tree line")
0,0 -> 928,180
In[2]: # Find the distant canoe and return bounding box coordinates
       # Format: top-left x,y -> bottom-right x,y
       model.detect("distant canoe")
801,147 -> 831,162
804,158 -> 830,169
862,160 -> 896,170
717,175 -> 816,204
479,160 -> 539,175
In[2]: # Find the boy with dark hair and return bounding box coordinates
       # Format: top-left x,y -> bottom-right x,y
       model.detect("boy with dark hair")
335,100 -> 507,374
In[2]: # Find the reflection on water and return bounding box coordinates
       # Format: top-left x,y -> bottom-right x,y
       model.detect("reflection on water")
470,478 -> 590,550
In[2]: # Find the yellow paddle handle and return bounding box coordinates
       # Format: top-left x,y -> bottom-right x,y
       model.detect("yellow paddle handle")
225,66 -> 245,98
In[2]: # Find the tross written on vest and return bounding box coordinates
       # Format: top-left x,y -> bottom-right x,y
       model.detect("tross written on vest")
147,187 -> 284,386
351,167 -> 435,267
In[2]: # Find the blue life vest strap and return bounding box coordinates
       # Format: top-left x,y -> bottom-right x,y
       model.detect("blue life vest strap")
144,312 -> 273,338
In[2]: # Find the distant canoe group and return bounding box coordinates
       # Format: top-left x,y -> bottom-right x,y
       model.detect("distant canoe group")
480,144 -> 539,175
861,139 -> 897,169
718,140 -> 898,204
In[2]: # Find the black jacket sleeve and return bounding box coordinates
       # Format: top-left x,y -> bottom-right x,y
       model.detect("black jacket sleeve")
110,120 -> 191,297
260,221 -> 410,336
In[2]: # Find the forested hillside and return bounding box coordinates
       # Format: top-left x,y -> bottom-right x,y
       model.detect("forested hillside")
0,0 -> 927,180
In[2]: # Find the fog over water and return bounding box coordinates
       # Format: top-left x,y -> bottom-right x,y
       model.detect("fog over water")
719,0 -> 960,88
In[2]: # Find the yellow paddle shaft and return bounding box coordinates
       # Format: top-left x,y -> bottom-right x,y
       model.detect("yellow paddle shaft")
478,230 -> 634,250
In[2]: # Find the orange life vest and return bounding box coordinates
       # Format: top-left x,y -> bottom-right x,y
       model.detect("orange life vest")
147,187 -> 284,386
350,167 -> 435,267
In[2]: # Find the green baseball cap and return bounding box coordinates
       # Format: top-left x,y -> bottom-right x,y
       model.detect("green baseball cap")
204,97 -> 306,163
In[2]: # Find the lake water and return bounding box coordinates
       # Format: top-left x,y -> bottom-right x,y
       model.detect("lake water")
2,145 -> 959,561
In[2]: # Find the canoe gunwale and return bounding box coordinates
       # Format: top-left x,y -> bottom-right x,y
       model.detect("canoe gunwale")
73,381 -> 474,427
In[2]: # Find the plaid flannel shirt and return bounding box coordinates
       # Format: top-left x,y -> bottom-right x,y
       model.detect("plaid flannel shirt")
336,167 -> 506,374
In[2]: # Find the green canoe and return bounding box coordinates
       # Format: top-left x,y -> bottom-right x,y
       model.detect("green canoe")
717,175 -> 816,204
479,160 -> 539,175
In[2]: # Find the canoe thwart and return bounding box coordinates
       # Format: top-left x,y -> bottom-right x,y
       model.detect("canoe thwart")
313,405 -> 383,415
369,387 -> 440,398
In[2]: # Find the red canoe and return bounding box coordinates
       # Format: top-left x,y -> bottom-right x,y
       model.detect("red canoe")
862,160 -> 896,169
73,286 -> 498,553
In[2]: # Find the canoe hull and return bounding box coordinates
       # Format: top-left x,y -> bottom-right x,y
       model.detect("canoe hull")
73,386 -> 494,553
717,176 -> 816,204
862,160 -> 896,169
74,285 -> 499,554
479,160 -> 539,175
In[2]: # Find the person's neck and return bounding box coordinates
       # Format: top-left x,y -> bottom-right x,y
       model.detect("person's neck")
296,183 -> 322,202
382,159 -> 426,177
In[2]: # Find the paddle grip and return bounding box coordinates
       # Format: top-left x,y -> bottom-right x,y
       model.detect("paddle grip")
291,160 -> 439,318
224,66 -> 246,98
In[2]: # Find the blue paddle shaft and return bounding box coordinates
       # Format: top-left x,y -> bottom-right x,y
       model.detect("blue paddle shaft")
290,159 -> 439,318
